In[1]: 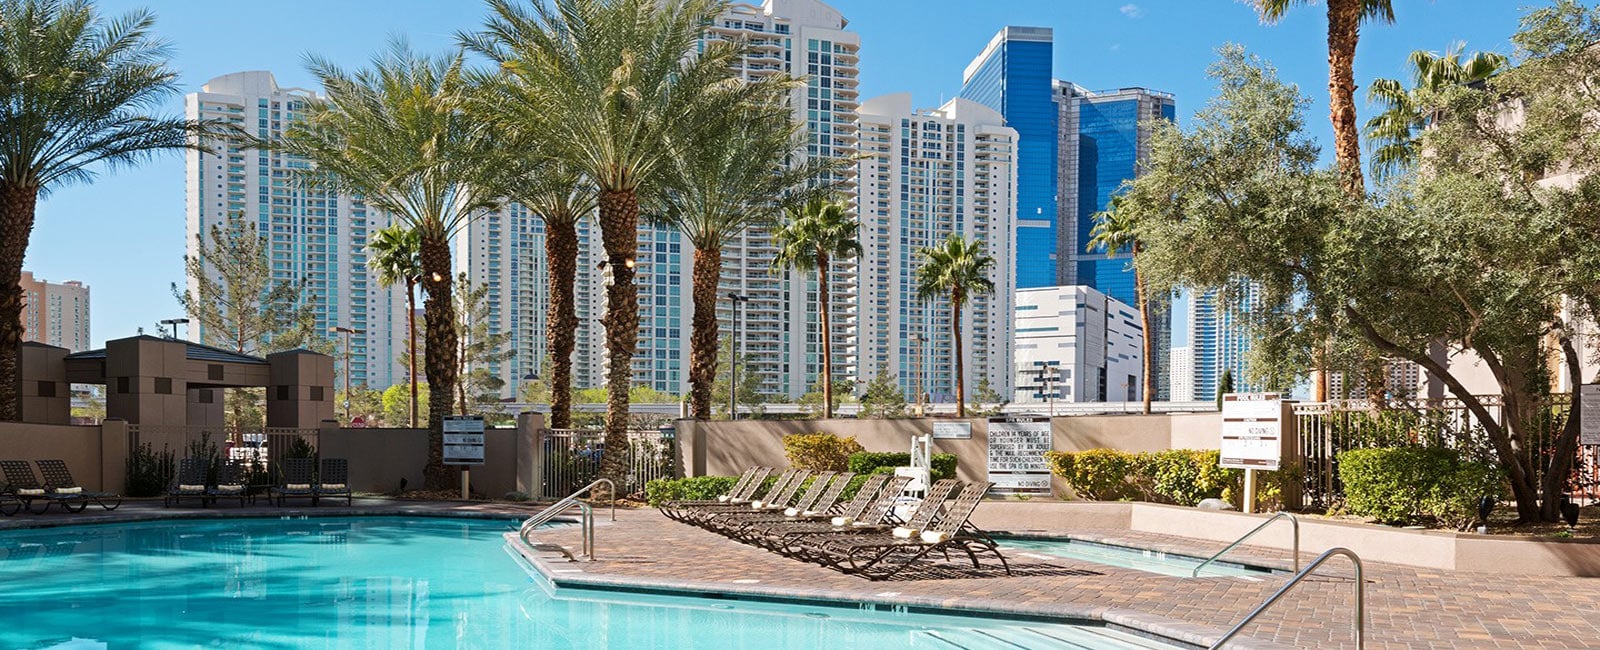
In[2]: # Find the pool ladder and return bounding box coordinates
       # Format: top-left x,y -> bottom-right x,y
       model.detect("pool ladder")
518,479 -> 616,561
1209,547 -> 1365,649
1193,511 -> 1299,577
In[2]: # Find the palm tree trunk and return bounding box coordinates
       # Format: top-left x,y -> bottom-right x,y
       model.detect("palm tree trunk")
687,246 -> 721,420
597,189 -> 641,497
406,278 -> 418,428
1327,0 -> 1366,196
546,219 -> 579,430
1134,258 -> 1153,415
0,181 -> 37,422
418,230 -> 458,489
952,289 -> 966,418
816,250 -> 834,419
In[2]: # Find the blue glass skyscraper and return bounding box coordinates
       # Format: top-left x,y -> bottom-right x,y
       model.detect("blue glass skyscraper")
959,27 -> 1058,289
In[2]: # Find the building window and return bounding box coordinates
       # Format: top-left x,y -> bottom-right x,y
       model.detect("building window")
37,381 -> 56,398
154,378 -> 172,395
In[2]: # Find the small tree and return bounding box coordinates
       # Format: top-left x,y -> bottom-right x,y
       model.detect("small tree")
1216,369 -> 1236,411
798,377 -> 856,418
453,272 -> 515,417
383,383 -> 429,427
859,364 -> 906,419
711,343 -> 766,420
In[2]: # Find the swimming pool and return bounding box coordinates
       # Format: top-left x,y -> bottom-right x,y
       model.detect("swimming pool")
0,517 -> 1175,649
997,536 -> 1280,579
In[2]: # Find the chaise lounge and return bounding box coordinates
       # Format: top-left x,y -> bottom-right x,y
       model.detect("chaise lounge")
36,459 -> 122,511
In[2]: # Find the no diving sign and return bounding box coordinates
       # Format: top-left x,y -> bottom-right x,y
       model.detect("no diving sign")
443,415 -> 485,466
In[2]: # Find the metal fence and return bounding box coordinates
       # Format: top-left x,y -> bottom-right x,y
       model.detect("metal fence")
540,428 -> 677,499
126,425 -> 320,479
1291,396 -> 1592,509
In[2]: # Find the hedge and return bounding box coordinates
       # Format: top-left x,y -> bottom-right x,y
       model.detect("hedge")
645,473 -> 877,507
1337,447 -> 1501,529
847,452 -> 958,481
1044,448 -> 1297,509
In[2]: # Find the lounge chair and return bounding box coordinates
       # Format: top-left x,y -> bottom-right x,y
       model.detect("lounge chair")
165,458 -> 211,508
689,470 -> 812,526
659,467 -> 769,521
0,494 -> 17,517
678,469 -> 800,522
1,459 -> 88,513
715,472 -> 856,539
810,481 -> 1010,580
704,471 -> 838,534
316,458 -> 352,506
207,461 -> 250,507
271,458 -> 318,506
745,475 -> 912,552
35,460 -> 122,511
786,479 -> 960,564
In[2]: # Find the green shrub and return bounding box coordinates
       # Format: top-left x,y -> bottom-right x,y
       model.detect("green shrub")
783,433 -> 865,472
644,475 -> 740,506
1146,449 -> 1234,506
1046,448 -> 1263,507
847,451 -> 958,481
1338,447 -> 1501,529
125,442 -> 175,497
1045,449 -> 1141,501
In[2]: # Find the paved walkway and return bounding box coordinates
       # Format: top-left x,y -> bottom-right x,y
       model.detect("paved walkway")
522,507 -> 1600,649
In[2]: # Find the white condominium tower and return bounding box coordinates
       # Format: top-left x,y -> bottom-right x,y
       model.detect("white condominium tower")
185,71 -> 407,389
856,93 -> 1017,402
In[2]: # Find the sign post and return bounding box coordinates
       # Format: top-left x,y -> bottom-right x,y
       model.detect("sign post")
1581,384 -> 1600,446
1218,392 -> 1284,514
444,415 -> 486,500
986,416 -> 1053,495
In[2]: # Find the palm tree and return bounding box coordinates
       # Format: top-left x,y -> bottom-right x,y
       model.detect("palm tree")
1087,196 -> 1153,415
1255,0 -> 1395,197
0,0 -> 225,419
275,43 -> 498,489
368,225 -> 423,427
773,198 -> 860,419
913,234 -> 995,418
1365,44 -> 1505,181
464,0 -> 784,489
656,99 -> 849,420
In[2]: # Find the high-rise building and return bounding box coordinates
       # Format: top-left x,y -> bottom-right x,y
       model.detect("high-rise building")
959,27 -> 1058,290
856,93 -> 1017,402
1169,345 -> 1194,402
1012,286 -> 1142,404
186,71 -> 407,390
19,271 -> 90,352
1190,282 -> 1262,400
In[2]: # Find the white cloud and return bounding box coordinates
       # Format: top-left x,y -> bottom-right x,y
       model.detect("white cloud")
1120,3 -> 1144,18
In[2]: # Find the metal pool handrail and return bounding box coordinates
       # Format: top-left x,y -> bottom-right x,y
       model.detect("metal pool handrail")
518,479 -> 615,560
1193,511 -> 1299,578
1209,547 -> 1364,649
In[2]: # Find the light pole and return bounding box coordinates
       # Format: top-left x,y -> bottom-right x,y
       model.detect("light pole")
1039,363 -> 1056,418
159,318 -> 190,340
330,326 -> 365,421
912,333 -> 926,417
727,292 -> 748,420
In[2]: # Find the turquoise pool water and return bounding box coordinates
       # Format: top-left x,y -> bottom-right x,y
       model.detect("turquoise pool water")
0,517 -> 1174,649
997,536 -> 1278,579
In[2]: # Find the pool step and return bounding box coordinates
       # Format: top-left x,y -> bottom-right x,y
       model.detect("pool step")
919,624 -> 1177,649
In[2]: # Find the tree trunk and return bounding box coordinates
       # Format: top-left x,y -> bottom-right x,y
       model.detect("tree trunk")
1326,0 -> 1367,197
817,250 -> 834,419
0,181 -> 36,421
952,288 -> 966,418
1539,334 -> 1586,521
406,279 -> 418,428
419,230 -> 458,489
1134,259 -> 1153,415
545,218 -> 579,430
687,246 -> 721,420
597,189 -> 641,498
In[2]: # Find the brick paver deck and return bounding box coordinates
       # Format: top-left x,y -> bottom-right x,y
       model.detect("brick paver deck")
521,507 -> 1600,649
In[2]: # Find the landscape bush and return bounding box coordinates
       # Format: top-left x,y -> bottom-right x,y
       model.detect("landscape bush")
1338,447 -> 1502,529
1045,448 -> 1292,507
125,442 -> 175,497
644,475 -> 740,506
782,433 -> 865,472
846,451 -> 958,481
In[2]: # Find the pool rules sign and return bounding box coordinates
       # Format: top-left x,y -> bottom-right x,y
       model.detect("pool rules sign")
987,416 -> 1053,494
1219,393 -> 1283,470
443,415 -> 485,466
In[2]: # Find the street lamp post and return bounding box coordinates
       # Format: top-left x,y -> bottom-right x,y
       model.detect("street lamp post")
330,326 -> 365,421
1039,364 -> 1056,418
727,292 -> 749,420
159,318 -> 190,340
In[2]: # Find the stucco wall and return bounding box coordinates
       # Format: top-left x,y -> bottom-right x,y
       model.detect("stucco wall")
0,421 -> 120,491
318,424 -> 532,498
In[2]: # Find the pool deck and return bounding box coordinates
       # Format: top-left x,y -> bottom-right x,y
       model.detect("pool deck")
8,498 -> 1600,649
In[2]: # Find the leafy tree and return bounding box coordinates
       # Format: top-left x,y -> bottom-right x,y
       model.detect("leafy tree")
518,356 -> 554,405
276,43 -> 497,489
0,0 -> 227,419
798,377 -> 855,418
453,272 -> 515,417
383,383 -> 429,427
1216,369 -> 1235,411
1087,195 -> 1156,414
914,234 -> 995,418
968,377 -> 1008,418
466,0 -> 782,491
336,386 -> 385,426
70,388 -> 104,423
1364,44 -> 1506,181
773,198 -> 860,419
711,344 -> 766,420
368,225 -> 422,426
858,364 -> 906,419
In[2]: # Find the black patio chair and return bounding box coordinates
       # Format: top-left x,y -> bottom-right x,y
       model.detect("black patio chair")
316,458 -> 352,506
165,458 -> 211,508
207,461 -> 250,507
36,459 -> 122,511
1,459 -> 87,514
271,458 -> 317,507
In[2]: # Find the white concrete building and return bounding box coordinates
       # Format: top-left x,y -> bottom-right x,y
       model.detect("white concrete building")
1012,286 -> 1143,404
1169,345 -> 1194,402
186,71 -> 407,389
856,93 -> 1017,402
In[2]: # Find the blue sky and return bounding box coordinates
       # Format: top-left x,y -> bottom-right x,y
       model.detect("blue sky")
30,0 -> 1531,346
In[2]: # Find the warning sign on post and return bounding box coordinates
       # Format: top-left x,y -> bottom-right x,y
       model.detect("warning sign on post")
987,416 -> 1053,494
1219,393 -> 1282,470
443,415 -> 485,466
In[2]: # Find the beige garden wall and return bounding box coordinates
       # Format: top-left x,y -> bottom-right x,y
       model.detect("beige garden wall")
0,420 -> 125,491
319,416 -> 540,498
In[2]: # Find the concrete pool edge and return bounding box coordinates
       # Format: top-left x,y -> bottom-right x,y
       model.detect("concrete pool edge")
506,531 -> 1290,650
0,502 -> 565,531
